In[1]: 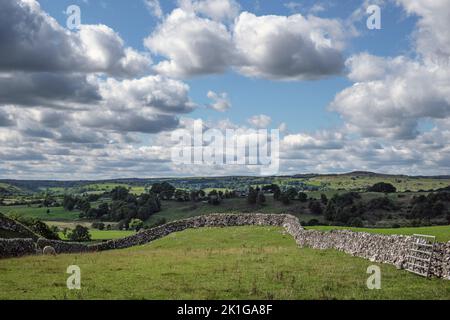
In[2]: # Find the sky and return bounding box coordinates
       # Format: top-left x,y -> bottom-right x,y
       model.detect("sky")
1,0 -> 450,179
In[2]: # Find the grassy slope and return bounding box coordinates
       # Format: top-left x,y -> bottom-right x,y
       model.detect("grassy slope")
0,226 -> 449,300
308,225 -> 450,242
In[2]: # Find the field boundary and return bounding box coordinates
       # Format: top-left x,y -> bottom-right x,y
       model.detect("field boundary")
2,213 -> 450,280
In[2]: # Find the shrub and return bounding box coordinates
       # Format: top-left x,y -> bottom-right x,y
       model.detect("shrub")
367,182 -> 397,193
68,225 -> 91,242
91,222 -> 105,230
129,218 -> 144,231
348,217 -> 364,227
298,192 -> 308,202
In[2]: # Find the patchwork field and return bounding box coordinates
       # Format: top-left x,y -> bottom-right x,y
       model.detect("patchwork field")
0,226 -> 449,300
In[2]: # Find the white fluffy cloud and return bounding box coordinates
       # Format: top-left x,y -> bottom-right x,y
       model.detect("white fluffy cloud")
396,0 -> 450,64
331,49 -> 450,140
247,114 -> 272,128
207,91 -> 231,112
234,12 -> 345,80
180,0 -> 240,21
0,0 -> 151,77
144,0 -> 163,19
145,5 -> 347,79
144,8 -> 236,77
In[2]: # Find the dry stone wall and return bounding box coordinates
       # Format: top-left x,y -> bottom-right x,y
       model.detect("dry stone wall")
293,229 -> 450,280
0,239 -> 36,258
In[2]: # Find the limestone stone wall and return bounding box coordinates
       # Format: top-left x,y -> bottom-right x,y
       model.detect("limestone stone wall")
36,238 -> 89,254
293,229 -> 450,280
0,238 -> 36,258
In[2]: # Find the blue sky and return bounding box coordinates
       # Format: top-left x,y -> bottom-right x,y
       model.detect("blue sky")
1,0 -> 450,179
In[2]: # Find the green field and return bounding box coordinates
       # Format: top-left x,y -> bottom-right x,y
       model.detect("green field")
308,225 -> 450,242
0,205 -> 80,221
0,226 -> 449,300
58,230 -> 135,241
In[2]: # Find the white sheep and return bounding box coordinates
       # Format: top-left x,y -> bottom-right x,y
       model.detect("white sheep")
42,246 -> 56,256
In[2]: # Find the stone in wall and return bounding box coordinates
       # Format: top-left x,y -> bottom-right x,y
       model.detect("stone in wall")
36,238 -> 89,254
0,238 -> 36,258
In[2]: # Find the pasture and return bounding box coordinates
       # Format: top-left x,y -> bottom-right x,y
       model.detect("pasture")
0,226 -> 448,300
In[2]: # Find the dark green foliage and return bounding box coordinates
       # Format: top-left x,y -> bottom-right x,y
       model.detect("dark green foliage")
280,192 -> 291,205
151,182 -> 175,200
92,222 -> 105,230
367,182 -> 397,193
68,225 -> 91,242
110,186 -> 130,201
247,187 -> 257,205
324,192 -> 362,224
308,200 -> 323,215
320,194 -> 328,205
366,197 -> 397,211
348,217 -> 364,227
298,192 -> 308,202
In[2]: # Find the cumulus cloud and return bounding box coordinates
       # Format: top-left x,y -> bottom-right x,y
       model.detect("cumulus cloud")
0,0 -> 151,77
247,114 -> 272,128
207,91 -> 231,112
233,12 -> 346,80
180,0 -> 240,21
145,5 -> 347,79
396,0 -> 450,64
144,8 -> 236,77
331,54 -> 450,140
0,72 -> 100,108
144,0 -> 163,19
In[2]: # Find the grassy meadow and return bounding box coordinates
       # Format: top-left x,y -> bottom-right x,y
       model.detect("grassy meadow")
0,226 -> 449,300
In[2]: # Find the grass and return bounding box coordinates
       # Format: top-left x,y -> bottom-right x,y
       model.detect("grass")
0,205 -> 80,221
58,230 -> 135,241
307,225 -> 450,242
0,226 -> 449,300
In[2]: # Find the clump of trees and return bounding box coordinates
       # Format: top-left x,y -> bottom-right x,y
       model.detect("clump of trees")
409,192 -> 450,219
367,182 -> 397,193
68,225 -> 91,242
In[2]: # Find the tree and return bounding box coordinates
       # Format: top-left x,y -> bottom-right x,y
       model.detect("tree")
129,218 -> 144,231
298,192 -> 308,202
256,191 -> 266,205
247,187 -> 258,205
280,192 -> 291,205
309,200 -> 323,215
348,217 -> 364,227
151,182 -> 175,200
110,186 -> 130,201
320,194 -> 328,205
68,225 -> 91,242
92,222 -> 105,230
272,184 -> 281,200
367,182 -> 397,193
